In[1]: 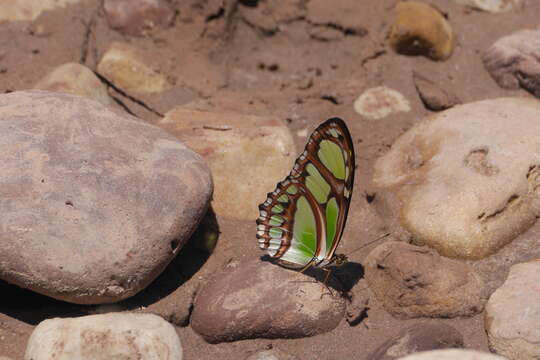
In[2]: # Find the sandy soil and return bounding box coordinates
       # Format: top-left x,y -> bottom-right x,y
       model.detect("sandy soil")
1,0 -> 540,359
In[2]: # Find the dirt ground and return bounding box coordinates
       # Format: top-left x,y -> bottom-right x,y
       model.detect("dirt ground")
1,0 -> 540,359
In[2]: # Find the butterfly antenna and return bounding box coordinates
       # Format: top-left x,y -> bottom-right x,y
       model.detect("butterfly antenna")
348,232 -> 391,255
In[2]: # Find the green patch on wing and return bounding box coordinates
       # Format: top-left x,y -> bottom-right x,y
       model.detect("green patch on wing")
325,197 -> 339,255
291,196 -> 318,260
306,163 -> 330,204
318,140 -> 346,180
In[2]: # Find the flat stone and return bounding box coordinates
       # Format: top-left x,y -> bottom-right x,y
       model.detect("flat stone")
104,0 -> 175,37
483,29 -> 540,98
97,42 -> 170,94
245,350 -> 298,360
485,259 -> 540,360
24,313 -> 182,360
398,349 -> 508,360
450,0 -> 522,12
388,1 -> 455,61
191,260 -> 346,343
354,86 -> 410,120
413,71 -> 460,111
158,108 -> 296,220
368,323 -> 464,359
373,98 -> 540,259
365,241 -> 486,318
34,62 -> 112,106
0,0 -> 80,22
0,91 -> 212,304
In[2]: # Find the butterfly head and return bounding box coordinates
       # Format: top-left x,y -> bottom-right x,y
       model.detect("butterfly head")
330,253 -> 348,266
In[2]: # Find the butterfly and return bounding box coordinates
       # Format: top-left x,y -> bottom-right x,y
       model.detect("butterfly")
256,118 -> 355,277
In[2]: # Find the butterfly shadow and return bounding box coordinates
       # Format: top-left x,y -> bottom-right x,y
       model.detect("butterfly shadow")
0,207 -> 219,325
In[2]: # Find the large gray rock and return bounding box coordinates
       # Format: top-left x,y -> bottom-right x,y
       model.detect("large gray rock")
374,98 -> 540,259
25,313 -> 182,360
365,241 -> 486,318
483,29 -> 540,98
191,260 -> 346,343
0,90 -> 212,304
485,259 -> 540,360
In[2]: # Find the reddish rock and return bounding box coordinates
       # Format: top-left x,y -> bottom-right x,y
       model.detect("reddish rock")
104,0 -> 175,37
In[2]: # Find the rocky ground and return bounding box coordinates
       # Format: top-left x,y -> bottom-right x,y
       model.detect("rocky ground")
1,0 -> 540,359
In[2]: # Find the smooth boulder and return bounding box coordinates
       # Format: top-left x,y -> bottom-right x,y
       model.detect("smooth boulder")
0,91 -> 212,304
365,241 -> 486,318
191,260 -> 346,343
374,98 -> 540,259
25,313 -> 182,360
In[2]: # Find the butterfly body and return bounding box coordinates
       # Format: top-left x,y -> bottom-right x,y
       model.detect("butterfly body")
256,118 -> 355,270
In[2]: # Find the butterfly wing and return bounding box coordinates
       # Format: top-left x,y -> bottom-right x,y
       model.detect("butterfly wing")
256,118 -> 355,269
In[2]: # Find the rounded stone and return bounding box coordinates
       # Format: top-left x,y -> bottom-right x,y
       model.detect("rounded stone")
191,260 -> 346,343
24,313 -> 182,360
158,107 -> 296,220
485,259 -> 540,359
398,349 -> 507,360
450,0 -> 522,12
34,62 -> 113,106
104,0 -> 175,37
0,90 -> 212,304
353,86 -> 411,120
365,241 -> 486,318
388,1 -> 455,61
0,0 -> 80,22
374,98 -> 540,259
97,42 -> 170,94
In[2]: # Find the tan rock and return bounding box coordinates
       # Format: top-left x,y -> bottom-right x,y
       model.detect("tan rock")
0,0 -> 80,22
374,98 -> 540,259
365,241 -> 486,318
354,86 -> 410,120
158,108 -> 296,220
25,313 -> 182,360
34,63 -> 112,106
485,259 -> 540,360
388,1 -> 455,61
97,42 -> 170,94
104,0 -> 175,37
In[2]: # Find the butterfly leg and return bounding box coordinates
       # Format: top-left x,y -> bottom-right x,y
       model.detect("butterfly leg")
320,268 -> 335,299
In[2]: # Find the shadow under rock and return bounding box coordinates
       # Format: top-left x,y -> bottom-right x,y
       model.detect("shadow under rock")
0,207 -> 220,325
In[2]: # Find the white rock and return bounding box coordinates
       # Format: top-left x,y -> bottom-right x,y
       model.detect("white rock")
398,349 -> 507,359
25,313 -> 182,360
485,259 -> 540,360
354,87 -> 410,120
0,0 -> 80,22
374,98 -> 540,259
450,0 -> 522,13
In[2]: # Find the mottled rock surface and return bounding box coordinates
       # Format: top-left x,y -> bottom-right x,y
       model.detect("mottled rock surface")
104,0 -> 175,37
244,350 -> 298,360
483,29 -> 540,98
25,313 -> 182,360
388,1 -> 455,61
0,91 -> 212,304
374,98 -> 540,259
398,349 -> 508,360
158,108 -> 296,220
33,62 -> 112,106
365,241 -> 486,318
191,260 -> 346,343
450,0 -> 522,12
368,323 -> 464,360
485,259 -> 540,360
0,0 -> 80,22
